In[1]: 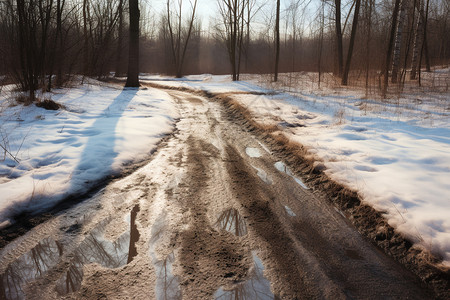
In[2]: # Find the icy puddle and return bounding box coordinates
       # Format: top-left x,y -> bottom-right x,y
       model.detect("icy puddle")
152,252 -> 182,300
0,206 -> 140,299
252,166 -> 272,185
245,147 -> 262,158
216,208 -> 248,236
214,252 -> 275,300
274,161 -> 308,189
284,206 -> 296,217
215,210 -> 275,299
149,212 -> 182,300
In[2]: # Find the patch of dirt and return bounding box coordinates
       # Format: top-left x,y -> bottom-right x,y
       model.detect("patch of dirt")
35,99 -> 64,110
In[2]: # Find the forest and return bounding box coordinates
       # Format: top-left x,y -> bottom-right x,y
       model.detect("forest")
0,0 -> 449,100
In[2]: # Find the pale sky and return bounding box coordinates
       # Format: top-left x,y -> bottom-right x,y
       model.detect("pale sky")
145,0 -> 321,36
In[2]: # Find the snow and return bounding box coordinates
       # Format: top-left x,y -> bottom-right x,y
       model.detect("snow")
0,81 -> 177,227
143,73 -> 450,267
246,147 -> 262,158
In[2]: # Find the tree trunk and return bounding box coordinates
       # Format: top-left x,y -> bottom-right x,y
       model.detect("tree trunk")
274,0 -> 280,82
318,1 -> 324,88
334,0 -> 344,77
423,0 -> 431,72
341,0 -> 361,86
115,0 -> 124,77
382,0 -> 401,97
410,0 -> 423,80
125,0 -> 140,87
365,0 -> 373,96
391,0 -> 407,83
83,0 -> 89,76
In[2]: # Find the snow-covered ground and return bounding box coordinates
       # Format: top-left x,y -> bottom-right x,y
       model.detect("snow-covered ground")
0,80 -> 177,229
142,73 -> 450,267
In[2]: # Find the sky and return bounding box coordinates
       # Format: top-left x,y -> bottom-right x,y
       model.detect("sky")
145,0 -> 322,36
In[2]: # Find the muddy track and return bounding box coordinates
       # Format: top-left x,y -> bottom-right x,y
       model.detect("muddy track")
144,82 -> 450,299
0,87 -> 443,299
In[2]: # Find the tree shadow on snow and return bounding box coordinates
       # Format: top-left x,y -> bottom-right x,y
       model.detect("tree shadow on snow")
69,87 -> 138,195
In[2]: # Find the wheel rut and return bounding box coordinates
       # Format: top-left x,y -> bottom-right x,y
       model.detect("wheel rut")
0,88 -> 436,299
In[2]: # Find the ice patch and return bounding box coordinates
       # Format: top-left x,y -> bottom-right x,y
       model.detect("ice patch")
214,251 -> 275,299
252,166 -> 272,185
274,161 -> 308,189
246,147 -> 262,158
285,206 -> 296,217
257,141 -> 271,154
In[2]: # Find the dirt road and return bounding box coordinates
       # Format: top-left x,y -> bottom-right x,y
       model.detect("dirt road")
0,89 -> 435,299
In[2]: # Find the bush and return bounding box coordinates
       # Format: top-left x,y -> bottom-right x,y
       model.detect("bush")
35,99 -> 63,110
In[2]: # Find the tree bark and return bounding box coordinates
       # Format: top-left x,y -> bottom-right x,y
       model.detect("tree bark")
115,0 -> 125,77
341,0 -> 361,86
382,0 -> 401,97
391,0 -> 407,83
410,0 -> 423,80
334,0 -> 344,77
125,0 -> 140,87
274,0 -> 280,82
365,0 -> 373,96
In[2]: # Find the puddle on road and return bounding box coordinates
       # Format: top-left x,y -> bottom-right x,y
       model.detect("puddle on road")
1,237 -> 63,300
216,208 -> 248,236
274,161 -> 308,189
257,141 -> 271,155
152,252 -> 182,300
149,212 -> 182,300
284,206 -> 296,217
245,147 -> 262,158
0,206 -> 140,299
214,252 -> 275,300
251,166 -> 272,185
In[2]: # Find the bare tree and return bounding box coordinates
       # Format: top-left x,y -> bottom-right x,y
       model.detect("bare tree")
166,0 -> 198,78
364,0 -> 374,96
383,0 -> 402,97
317,0 -> 325,87
125,0 -> 140,87
217,0 -> 247,81
334,0 -> 344,77
341,0 -> 362,86
410,0 -> 423,80
115,0 -> 126,77
391,0 -> 407,83
274,0 -> 280,82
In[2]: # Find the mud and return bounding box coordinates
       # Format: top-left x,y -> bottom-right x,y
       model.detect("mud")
0,86 -> 445,299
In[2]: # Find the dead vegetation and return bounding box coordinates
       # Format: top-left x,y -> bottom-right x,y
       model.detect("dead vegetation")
35,98 -> 64,110
15,94 -> 63,110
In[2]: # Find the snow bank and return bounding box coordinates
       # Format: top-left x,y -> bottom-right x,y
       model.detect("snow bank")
145,74 -> 450,267
0,82 -> 177,227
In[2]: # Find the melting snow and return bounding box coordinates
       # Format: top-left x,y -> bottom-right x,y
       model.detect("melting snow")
0,81 -> 177,227
143,74 -> 450,267
245,147 -> 262,158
